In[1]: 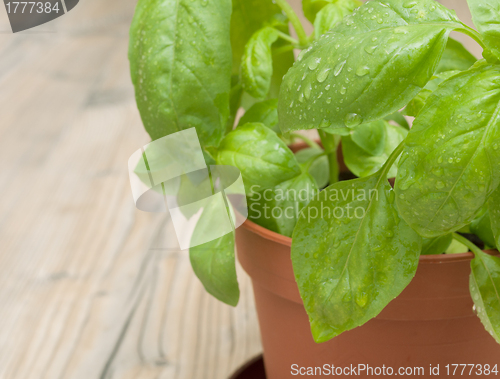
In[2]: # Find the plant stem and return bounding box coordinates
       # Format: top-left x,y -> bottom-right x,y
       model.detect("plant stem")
452,233 -> 484,256
291,133 -> 321,149
318,130 -> 340,184
457,25 -> 488,52
274,0 -> 309,46
380,141 -> 405,178
274,29 -> 299,45
272,44 -> 296,56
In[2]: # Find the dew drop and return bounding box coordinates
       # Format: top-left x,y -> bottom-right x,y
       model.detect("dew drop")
308,57 -> 321,70
325,84 -> 331,91
317,67 -> 331,83
364,45 -> 377,54
355,292 -> 368,308
432,167 -> 443,177
356,66 -> 370,77
344,113 -> 363,128
334,60 -> 347,76
436,181 -> 445,189
340,86 -> 347,95
403,1 -> 417,8
304,83 -> 312,100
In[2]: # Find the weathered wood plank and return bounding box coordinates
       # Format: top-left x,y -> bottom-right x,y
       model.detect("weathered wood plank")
0,0 -> 262,378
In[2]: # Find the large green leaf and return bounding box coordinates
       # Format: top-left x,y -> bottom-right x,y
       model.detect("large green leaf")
470,250 -> 500,344
241,27 -> 280,100
342,121 -> 408,178
395,64 -> 500,238
190,228 -> 239,306
217,123 -> 301,191
488,186 -> 500,249
129,0 -> 232,149
278,0 -> 465,133
313,0 -> 362,39
292,157 -> 421,342
466,0 -> 500,60
247,172 -> 318,237
436,37 -> 477,73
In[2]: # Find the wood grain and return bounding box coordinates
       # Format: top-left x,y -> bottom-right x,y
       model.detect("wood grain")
0,1 -> 262,378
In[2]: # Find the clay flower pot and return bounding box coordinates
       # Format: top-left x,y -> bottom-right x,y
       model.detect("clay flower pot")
235,143 -> 500,378
236,222 -> 500,378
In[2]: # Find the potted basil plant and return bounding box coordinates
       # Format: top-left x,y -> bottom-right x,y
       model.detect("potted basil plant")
129,0 -> 500,377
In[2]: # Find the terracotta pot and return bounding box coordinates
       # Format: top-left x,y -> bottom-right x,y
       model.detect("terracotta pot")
236,222 -> 500,378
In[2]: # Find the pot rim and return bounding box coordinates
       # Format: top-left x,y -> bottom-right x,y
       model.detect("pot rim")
241,217 -> 499,264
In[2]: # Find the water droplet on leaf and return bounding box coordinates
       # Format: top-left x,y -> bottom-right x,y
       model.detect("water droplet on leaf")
317,67 -> 331,83
334,60 -> 347,76
344,113 -> 363,128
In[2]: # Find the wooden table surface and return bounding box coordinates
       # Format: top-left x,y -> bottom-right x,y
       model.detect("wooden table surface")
0,1 -> 262,378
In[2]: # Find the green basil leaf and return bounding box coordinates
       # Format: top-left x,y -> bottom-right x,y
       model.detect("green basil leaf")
396,64 -> 500,238
231,0 -> 280,72
279,0 -> 464,133
247,172 -> 318,237
421,234 -> 453,255
232,1 -> 294,105
303,0 -> 329,23
405,70 -> 461,117
349,119 -> 386,156
292,165 -> 421,342
385,111 -> 409,130
129,0 -> 232,149
296,147 -> 329,189
436,37 -> 477,73
342,121 -> 407,178
489,186 -> 500,249
241,27 -> 280,100
217,123 -> 301,191
190,230 -> 239,306
446,239 -> 469,254
314,0 -> 362,39
471,210 -> 497,249
470,250 -> 500,344
466,0 -> 500,60
238,99 -> 279,132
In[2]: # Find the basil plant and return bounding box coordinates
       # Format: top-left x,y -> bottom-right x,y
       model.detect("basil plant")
129,0 -> 500,343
